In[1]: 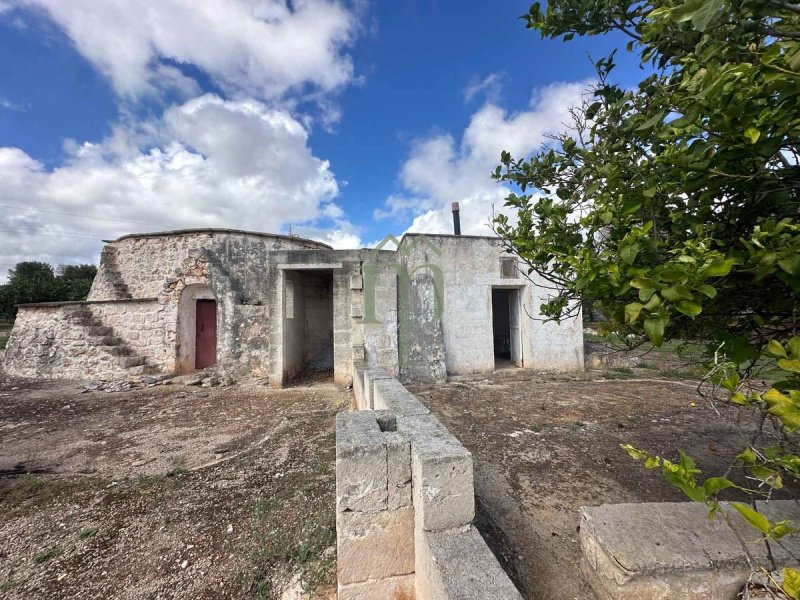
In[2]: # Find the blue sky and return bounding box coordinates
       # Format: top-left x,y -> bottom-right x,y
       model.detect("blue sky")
0,0 -> 641,272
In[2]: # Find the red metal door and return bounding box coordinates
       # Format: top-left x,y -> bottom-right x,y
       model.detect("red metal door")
195,300 -> 217,369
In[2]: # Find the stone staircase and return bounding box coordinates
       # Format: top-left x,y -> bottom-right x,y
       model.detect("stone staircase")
67,306 -> 157,377
99,246 -> 133,300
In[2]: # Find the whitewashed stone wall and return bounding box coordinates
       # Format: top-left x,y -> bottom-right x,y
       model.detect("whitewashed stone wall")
398,234 -> 584,377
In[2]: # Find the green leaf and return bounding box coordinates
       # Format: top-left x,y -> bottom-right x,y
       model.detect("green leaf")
621,444 -> 649,461
644,316 -> 666,345
630,277 -> 654,290
675,300 -> 702,318
744,125 -> 761,144
730,502 -> 771,534
778,255 -> 800,275
691,0 -> 722,31
782,567 -> 800,599
778,359 -> 800,374
697,284 -> 717,298
730,392 -> 748,405
767,340 -> 788,358
642,187 -> 656,198
704,259 -> 736,277
620,244 -> 639,265
625,302 -> 644,324
787,337 -> 800,360
661,285 -> 693,302
703,476 -> 734,496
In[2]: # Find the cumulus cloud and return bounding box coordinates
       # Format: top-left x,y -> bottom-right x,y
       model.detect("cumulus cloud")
4,0 -> 359,104
377,80 -> 593,236
0,94 -> 363,281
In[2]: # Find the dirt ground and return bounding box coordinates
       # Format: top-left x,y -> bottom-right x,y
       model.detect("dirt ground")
407,363 -> 794,600
0,372 -> 348,599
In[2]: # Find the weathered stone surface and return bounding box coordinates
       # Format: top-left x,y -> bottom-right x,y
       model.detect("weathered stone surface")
373,378 -> 430,416
336,412 -> 387,513
416,525 -> 523,600
725,500 -> 800,566
337,508 -> 415,585
338,573 -> 415,600
364,368 -> 393,410
580,502 -> 764,600
397,415 -> 474,532
386,432 -> 412,510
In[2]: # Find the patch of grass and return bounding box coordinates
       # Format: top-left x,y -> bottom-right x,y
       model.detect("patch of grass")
34,546 -> 62,564
243,432 -> 336,598
657,367 -> 703,380
78,527 -> 98,539
0,475 -> 109,508
603,366 -> 636,379
636,362 -> 659,370
0,335 -> 7,350
571,421 -> 587,430
0,578 -> 24,593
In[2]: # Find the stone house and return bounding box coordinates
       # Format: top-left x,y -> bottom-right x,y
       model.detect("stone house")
2,228 -> 583,385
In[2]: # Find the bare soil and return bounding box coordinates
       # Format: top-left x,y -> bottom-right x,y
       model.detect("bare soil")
0,373 -> 348,599
407,364 -> 796,600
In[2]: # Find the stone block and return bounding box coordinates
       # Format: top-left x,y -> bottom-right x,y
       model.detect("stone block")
416,525 -> 522,600
725,499 -> 800,566
336,508 -> 415,585
373,378 -> 430,416
580,502 -> 754,600
363,369 -> 393,410
398,415 -> 474,532
351,301 -> 363,318
350,275 -> 363,290
338,573 -> 415,600
386,432 -> 412,510
336,412 -> 388,513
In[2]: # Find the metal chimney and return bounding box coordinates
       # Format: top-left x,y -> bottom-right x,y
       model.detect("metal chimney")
451,202 -> 461,236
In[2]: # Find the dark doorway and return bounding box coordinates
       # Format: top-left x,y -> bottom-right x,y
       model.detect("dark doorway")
195,299 -> 217,369
282,270 -> 334,385
492,288 -> 522,368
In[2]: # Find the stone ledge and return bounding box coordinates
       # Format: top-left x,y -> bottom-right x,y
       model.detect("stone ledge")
416,525 -> 523,600
373,378 -> 430,416
581,500 -> 800,600
16,298 -> 159,308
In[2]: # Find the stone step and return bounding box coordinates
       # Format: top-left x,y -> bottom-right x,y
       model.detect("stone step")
128,364 -> 160,376
118,356 -> 145,368
106,346 -> 133,356
88,336 -> 122,347
87,326 -> 113,336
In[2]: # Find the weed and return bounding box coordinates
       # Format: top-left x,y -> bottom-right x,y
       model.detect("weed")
78,527 -> 98,539
636,362 -> 658,370
603,367 -> 635,379
0,475 -> 108,507
34,546 -> 62,564
571,421 -> 587,430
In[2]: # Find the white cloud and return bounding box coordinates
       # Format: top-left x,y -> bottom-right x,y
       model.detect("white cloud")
464,72 -> 503,103
380,80 -> 593,237
5,0 -> 359,104
0,94 -> 363,281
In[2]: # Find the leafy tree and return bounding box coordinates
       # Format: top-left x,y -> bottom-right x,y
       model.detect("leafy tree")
494,0 -> 800,592
0,262 -> 97,320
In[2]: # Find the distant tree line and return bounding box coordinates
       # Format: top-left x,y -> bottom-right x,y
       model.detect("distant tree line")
0,262 -> 97,321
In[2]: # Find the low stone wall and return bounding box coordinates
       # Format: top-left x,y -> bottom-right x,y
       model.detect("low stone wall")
336,363 -> 523,599
3,299 -> 167,379
581,500 -> 800,599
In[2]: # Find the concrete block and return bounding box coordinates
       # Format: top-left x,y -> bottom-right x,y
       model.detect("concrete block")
580,502 -> 752,600
726,499 -> 800,566
352,344 -> 365,364
373,378 -> 430,416
336,508 -> 415,585
350,274 -> 363,290
338,573 -> 415,600
352,361 -> 367,410
364,369 -> 393,410
416,525 -> 522,600
336,412 -> 388,513
351,301 -> 363,318
386,432 -> 412,509
398,415 -> 474,532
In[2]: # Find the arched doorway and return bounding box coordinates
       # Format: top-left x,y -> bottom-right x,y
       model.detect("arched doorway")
177,284 -> 217,373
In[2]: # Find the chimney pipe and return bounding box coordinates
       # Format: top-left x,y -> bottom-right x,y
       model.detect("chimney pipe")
451,202 -> 461,236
